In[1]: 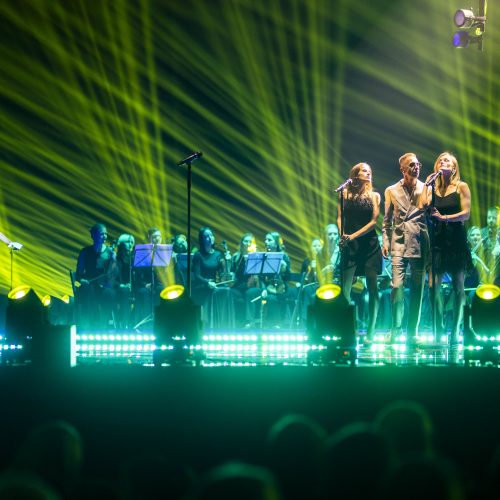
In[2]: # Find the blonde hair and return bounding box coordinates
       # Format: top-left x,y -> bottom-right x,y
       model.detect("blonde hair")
399,152 -> 417,168
347,163 -> 373,198
434,152 -> 461,188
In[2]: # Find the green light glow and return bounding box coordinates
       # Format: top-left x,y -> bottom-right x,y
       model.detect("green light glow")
1,0 -> 498,296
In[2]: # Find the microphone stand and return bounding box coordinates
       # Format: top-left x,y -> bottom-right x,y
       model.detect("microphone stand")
177,154 -> 202,298
334,180 -> 350,296
186,162 -> 193,298
427,177 -> 438,341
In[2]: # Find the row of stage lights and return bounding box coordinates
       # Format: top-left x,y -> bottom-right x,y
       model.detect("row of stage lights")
1,281 -> 499,366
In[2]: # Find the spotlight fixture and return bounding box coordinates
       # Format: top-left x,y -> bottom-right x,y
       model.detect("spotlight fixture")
4,286 -> 46,364
454,9 -> 485,29
3,286 -> 74,368
452,1 -> 487,50
7,285 -> 32,301
160,284 -> 185,300
306,284 -> 357,366
316,283 -> 342,301
463,284 -> 500,366
48,296 -> 74,326
6,286 -> 48,341
153,287 -> 203,366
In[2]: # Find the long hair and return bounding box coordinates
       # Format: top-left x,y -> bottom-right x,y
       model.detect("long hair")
310,237 -> 324,262
198,227 -> 214,253
266,232 -> 285,252
239,233 -> 255,253
346,163 -> 373,199
433,152 -> 460,189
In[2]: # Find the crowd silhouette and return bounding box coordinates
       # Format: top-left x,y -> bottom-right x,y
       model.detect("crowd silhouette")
0,399 -> 499,500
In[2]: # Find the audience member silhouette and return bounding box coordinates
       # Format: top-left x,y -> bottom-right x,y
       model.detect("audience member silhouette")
9,420 -> 83,499
374,400 -> 434,459
381,454 -> 464,500
319,422 -> 391,500
266,414 -> 327,500
187,462 -> 282,500
0,470 -> 61,499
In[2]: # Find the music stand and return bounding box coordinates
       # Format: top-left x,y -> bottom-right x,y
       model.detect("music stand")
245,252 -> 284,330
133,244 -> 173,330
0,232 -> 24,290
245,252 -> 284,276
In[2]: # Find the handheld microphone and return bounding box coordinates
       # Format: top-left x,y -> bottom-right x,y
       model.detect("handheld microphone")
177,152 -> 203,166
425,170 -> 442,187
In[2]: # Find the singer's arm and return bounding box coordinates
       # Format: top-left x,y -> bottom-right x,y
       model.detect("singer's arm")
419,179 -> 432,209
381,187 -> 394,257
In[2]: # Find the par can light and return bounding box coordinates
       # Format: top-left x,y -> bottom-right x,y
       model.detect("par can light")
454,9 -> 476,28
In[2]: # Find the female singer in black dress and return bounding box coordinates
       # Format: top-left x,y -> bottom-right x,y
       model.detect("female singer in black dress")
337,163 -> 382,341
422,152 -> 472,345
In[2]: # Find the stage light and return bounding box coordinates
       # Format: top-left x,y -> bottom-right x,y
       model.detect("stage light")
452,30 -> 482,49
8,285 -> 32,300
452,2 -> 487,50
160,284 -> 185,300
316,284 -> 342,301
454,9 -> 483,29
4,287 -> 46,363
463,284 -> 500,366
470,284 -> 500,336
6,287 -> 47,339
307,286 -> 357,365
48,296 -> 74,326
475,283 -> 500,301
153,292 -> 203,366
3,287 -> 75,368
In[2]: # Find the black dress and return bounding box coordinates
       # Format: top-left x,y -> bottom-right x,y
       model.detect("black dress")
433,188 -> 473,274
191,250 -> 225,306
192,250 -> 235,329
342,196 -> 382,276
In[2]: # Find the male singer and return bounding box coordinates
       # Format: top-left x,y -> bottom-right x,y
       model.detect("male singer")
382,153 -> 430,346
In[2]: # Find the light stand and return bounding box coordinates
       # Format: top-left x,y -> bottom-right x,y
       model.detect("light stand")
0,232 -> 23,290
